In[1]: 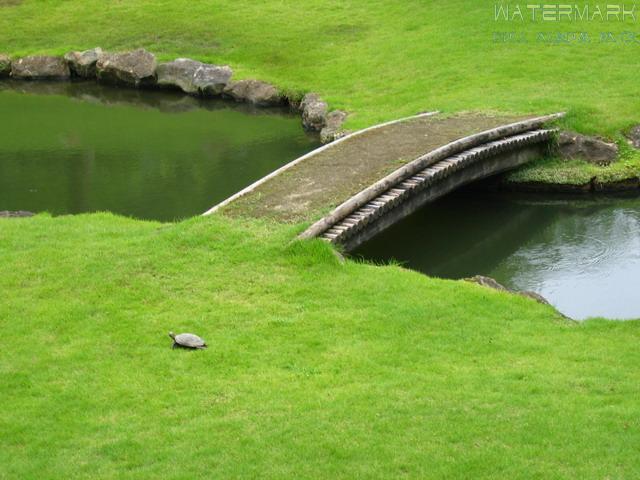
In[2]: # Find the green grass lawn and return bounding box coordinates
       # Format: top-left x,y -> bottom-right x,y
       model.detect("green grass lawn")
2,1 -> 640,477
1,213 -> 639,479
506,144 -> 640,187
0,0 -> 639,135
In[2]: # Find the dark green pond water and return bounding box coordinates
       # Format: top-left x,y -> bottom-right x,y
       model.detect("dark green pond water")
355,191 -> 640,320
0,81 -> 318,221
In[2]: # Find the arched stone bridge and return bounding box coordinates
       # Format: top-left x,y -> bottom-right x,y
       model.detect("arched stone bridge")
205,111 -> 564,251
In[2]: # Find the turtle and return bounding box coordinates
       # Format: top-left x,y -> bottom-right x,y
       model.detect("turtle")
169,331 -> 207,349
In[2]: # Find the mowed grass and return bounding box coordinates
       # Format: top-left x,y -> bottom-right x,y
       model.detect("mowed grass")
1,2 -> 640,477
0,0 -> 639,135
1,213 -> 640,478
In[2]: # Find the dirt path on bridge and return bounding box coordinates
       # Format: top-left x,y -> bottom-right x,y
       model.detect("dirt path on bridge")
223,113 -> 527,222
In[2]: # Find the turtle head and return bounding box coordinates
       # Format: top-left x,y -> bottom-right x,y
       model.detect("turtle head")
168,331 -> 176,339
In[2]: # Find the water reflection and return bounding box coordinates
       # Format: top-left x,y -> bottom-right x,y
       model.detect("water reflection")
0,80 -> 319,221
355,192 -> 640,320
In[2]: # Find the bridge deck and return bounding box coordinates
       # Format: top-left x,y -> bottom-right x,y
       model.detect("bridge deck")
218,113 -> 530,222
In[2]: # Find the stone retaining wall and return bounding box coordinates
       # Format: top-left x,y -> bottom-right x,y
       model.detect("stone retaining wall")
0,48 -> 347,143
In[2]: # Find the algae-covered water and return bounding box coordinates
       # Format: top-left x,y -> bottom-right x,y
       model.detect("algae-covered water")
0,81 -> 319,221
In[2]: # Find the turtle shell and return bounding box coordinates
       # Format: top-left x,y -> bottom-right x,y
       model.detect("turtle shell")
174,333 -> 207,349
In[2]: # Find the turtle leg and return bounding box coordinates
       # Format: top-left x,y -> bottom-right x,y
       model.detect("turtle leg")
172,342 -> 177,349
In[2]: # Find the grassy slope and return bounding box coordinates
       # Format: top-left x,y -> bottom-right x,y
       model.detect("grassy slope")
1,213 -> 639,479
1,1 -> 640,477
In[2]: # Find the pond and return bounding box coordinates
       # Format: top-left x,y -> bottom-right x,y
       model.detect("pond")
0,81 -> 319,221
354,191 -> 640,320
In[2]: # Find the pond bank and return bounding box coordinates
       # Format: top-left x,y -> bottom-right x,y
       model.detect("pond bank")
501,154 -> 640,193
354,190 -> 640,320
0,49 -> 347,144
501,176 -> 640,193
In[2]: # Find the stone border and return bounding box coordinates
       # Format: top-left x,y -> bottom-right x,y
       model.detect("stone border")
0,210 -> 34,218
501,176 -> 640,193
0,48 -> 347,143
465,275 -> 571,320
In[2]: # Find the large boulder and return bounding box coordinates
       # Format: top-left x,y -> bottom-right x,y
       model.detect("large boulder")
300,93 -> 328,131
64,47 -> 102,78
10,56 -> 70,80
0,54 -> 11,77
156,58 -> 200,93
223,79 -> 282,106
558,131 -> 618,166
320,110 -> 348,143
96,49 -> 157,87
193,63 -> 233,96
156,58 -> 232,95
519,290 -> 550,305
626,125 -> 640,149
466,275 -> 509,291
465,275 -> 552,307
